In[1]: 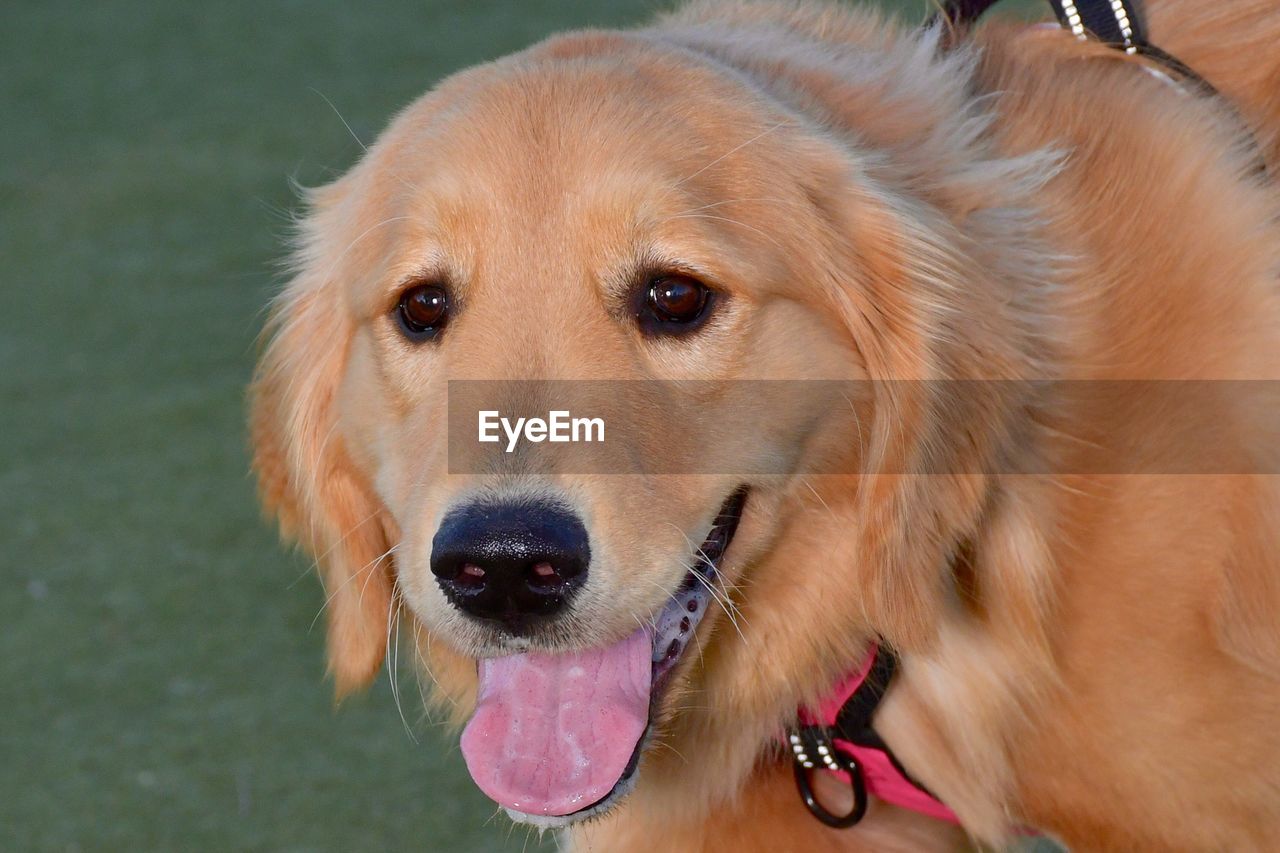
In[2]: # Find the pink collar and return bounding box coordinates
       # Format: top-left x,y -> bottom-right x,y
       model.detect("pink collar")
788,644 -> 959,826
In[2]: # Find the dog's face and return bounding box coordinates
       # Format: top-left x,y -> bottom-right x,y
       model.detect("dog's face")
341,53 -> 867,655
254,26 -> 1041,830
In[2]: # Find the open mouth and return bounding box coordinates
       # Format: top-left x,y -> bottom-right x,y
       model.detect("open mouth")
458,488 -> 749,827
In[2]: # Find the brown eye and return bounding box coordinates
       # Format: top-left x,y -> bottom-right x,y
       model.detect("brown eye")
396,283 -> 449,340
641,274 -> 713,332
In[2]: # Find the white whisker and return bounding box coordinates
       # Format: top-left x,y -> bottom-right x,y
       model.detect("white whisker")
308,542 -> 398,633
673,121 -> 789,187
309,87 -> 367,153
660,521 -> 750,636
287,507 -> 382,589
666,213 -> 786,251
386,592 -> 419,743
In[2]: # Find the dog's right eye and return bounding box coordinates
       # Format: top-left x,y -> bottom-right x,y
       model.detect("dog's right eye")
395,282 -> 449,341
637,274 -> 715,335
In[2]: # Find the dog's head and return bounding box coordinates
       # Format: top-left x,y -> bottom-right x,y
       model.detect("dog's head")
252,15 -> 1053,828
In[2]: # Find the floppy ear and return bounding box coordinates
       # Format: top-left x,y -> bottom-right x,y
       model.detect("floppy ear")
796,140 -> 1059,654
250,178 -> 394,698
832,191 -> 1021,651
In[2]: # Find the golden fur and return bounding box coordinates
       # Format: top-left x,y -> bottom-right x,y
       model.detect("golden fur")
251,1 -> 1280,848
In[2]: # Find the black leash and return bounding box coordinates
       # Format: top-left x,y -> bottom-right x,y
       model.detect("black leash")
932,0 -> 1266,175
939,0 -> 1148,47
936,0 -> 1209,87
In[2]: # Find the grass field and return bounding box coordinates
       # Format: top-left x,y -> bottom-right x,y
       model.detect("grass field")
2,1 -> 1042,850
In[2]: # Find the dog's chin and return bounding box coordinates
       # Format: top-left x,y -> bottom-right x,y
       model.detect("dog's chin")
476,488 -> 750,828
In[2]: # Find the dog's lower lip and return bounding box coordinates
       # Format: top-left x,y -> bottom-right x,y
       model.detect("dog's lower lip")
651,486 -> 747,677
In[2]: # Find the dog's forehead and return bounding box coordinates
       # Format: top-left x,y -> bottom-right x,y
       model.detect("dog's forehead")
379,51 -> 787,230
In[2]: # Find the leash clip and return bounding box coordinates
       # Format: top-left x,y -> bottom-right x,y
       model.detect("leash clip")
788,726 -> 868,828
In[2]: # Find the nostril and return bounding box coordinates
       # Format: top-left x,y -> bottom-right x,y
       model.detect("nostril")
456,563 -> 487,589
528,561 -> 559,586
525,560 -> 582,593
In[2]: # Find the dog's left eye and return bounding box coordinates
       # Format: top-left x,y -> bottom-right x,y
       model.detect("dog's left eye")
639,274 -> 714,334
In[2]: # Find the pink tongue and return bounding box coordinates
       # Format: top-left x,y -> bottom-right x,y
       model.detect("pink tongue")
460,627 -> 651,816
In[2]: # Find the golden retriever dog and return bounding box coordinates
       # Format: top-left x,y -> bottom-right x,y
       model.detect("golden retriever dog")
250,0 -> 1280,848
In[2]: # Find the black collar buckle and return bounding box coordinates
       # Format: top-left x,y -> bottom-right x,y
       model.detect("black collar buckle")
788,726 -> 869,828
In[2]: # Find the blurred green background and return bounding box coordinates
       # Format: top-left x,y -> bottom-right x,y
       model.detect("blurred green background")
1,1 -> 1040,850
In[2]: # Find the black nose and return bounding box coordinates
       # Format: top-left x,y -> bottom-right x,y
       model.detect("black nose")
430,500 -> 590,631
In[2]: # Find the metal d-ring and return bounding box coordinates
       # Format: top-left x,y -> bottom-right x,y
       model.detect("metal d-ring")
789,727 -> 869,828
